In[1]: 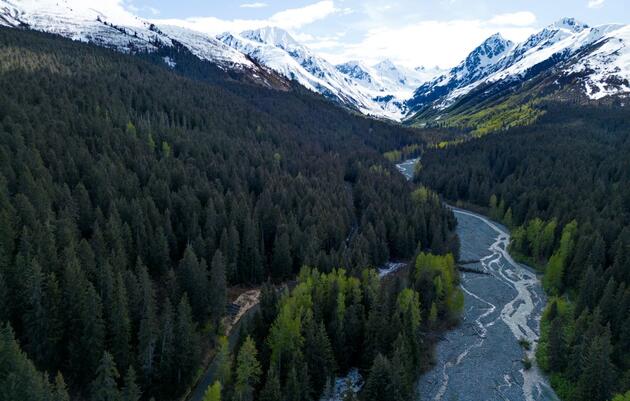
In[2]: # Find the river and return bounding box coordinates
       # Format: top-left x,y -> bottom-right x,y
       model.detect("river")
191,158 -> 559,401
395,159 -> 558,401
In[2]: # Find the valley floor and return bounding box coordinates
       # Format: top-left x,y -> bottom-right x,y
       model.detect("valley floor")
416,208 -> 558,401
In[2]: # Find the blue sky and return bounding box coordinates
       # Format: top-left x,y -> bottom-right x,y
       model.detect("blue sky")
123,0 -> 629,68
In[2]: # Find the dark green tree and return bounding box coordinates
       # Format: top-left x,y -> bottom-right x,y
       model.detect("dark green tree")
209,250 -> 227,328
91,352 -> 121,401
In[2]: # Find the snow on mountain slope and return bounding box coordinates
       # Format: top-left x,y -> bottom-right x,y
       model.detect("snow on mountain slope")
567,24 -> 630,99
0,0 -> 259,72
335,59 -> 439,100
0,1 -> 425,120
219,27 -> 428,120
407,18 -> 630,118
405,33 -> 515,114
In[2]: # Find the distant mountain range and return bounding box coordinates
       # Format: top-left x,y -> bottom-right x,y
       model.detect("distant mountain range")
1,1 -> 629,124
406,18 -> 630,129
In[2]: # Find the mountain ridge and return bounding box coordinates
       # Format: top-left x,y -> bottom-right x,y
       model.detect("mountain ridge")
1,1 -> 629,125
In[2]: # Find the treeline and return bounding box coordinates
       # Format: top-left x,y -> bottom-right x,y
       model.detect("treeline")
0,27 -> 456,400
202,251 -> 462,401
417,102 -> 630,401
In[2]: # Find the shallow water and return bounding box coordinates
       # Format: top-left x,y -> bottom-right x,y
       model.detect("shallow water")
415,208 -> 559,401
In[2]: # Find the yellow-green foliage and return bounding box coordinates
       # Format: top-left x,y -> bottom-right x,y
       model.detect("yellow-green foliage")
383,144 -> 422,162
269,268 -> 362,369
411,186 -> 440,206
461,102 -> 544,137
369,164 -> 390,176
612,391 -> 630,401
543,221 -> 577,295
536,297 -> 573,372
397,288 -> 422,332
430,138 -> 466,149
510,218 -> 560,268
383,150 -> 402,162
203,381 -> 222,401
413,96 -> 545,139
412,253 -> 463,324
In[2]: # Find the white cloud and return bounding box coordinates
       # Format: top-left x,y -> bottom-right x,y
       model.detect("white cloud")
153,1 -> 338,35
587,0 -> 605,8
268,1 -> 337,28
317,16 -> 538,69
240,2 -> 268,9
488,11 -> 537,27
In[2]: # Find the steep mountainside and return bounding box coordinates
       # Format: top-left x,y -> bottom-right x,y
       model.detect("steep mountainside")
406,18 -> 630,132
219,27 -> 433,120
0,0 -> 288,88
0,0 -> 437,120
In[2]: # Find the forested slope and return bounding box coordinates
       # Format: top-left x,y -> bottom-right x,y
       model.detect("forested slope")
0,28 -> 457,400
417,102 -> 630,401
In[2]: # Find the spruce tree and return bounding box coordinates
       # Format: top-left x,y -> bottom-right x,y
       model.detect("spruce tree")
304,320 -> 336,395
110,271 -> 131,372
547,316 -> 566,371
578,327 -> 615,401
209,250 -> 227,328
362,354 -> 394,401
174,295 -> 201,389
0,323 -> 57,401
137,261 -> 157,384
272,231 -> 292,279
215,335 -> 232,386
91,352 -> 121,401
122,366 -> 141,401
178,246 -> 210,322
52,372 -> 70,401
234,336 -> 262,401
259,367 -> 282,401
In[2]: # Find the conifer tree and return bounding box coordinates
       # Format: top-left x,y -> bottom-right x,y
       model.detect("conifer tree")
209,250 -> 227,328
137,262 -> 157,384
259,367 -> 282,401
91,352 -> 121,401
122,366 -> 141,401
272,231 -> 292,279
234,336 -> 262,401
110,271 -> 131,372
178,246 -> 209,321
304,320 -> 337,395
215,335 -> 232,386
174,295 -> 201,389
0,323 -> 58,401
547,316 -> 566,371
52,372 -> 70,401
362,354 -> 394,401
578,327 -> 615,401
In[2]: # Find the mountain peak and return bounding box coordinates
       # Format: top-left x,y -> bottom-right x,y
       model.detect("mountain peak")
482,33 -> 513,50
240,26 -> 299,49
374,59 -> 397,71
461,33 -> 513,69
549,17 -> 589,33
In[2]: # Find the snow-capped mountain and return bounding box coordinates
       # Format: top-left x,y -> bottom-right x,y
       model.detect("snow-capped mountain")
0,0 -> 428,120
218,27 -> 430,120
406,18 -> 630,118
405,33 -> 515,114
3,3 -> 627,123
0,0 -> 286,87
334,59 -> 442,112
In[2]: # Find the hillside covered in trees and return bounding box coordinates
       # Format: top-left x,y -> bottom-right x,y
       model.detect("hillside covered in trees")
0,27 -> 459,401
417,103 -> 630,401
